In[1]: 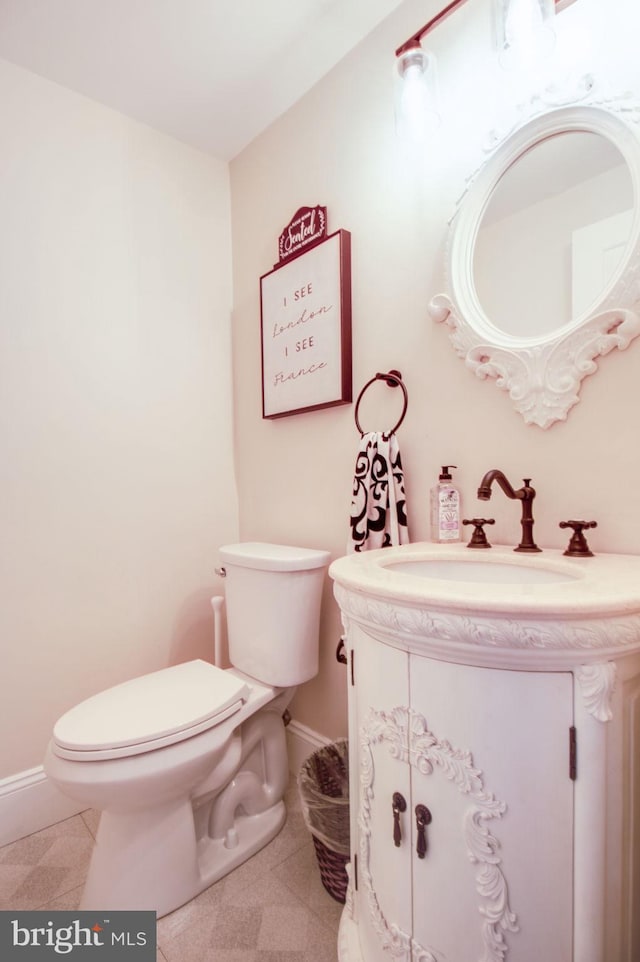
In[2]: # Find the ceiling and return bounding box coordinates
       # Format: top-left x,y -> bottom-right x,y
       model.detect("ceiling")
0,0 -> 405,160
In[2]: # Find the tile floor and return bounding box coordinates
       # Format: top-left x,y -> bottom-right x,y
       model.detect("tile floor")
0,777 -> 342,960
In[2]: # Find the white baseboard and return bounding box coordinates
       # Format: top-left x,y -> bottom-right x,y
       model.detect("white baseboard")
0,767 -> 86,848
286,719 -> 332,776
0,719 -> 334,849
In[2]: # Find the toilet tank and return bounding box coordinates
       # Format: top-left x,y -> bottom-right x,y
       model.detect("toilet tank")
219,542 -> 331,687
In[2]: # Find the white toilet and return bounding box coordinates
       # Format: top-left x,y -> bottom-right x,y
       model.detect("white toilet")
44,542 -> 330,918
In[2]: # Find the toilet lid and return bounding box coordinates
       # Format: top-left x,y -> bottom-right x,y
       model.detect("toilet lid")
52,660 -> 250,758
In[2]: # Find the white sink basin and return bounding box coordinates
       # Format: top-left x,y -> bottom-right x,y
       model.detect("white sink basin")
386,558 -> 580,585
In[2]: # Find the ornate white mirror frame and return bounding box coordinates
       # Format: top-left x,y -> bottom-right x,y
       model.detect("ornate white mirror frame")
429,98 -> 640,428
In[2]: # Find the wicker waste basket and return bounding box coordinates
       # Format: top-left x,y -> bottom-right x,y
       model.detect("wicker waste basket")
298,738 -> 350,903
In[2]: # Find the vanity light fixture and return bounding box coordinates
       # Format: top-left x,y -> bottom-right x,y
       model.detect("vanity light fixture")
395,42 -> 440,141
497,0 -> 556,72
394,0 -> 467,140
395,0 -> 572,140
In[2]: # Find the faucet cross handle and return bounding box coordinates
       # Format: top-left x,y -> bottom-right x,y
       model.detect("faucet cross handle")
559,520 -> 597,558
463,518 -> 495,549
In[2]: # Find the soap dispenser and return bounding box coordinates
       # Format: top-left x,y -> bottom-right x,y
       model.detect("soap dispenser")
430,465 -> 462,543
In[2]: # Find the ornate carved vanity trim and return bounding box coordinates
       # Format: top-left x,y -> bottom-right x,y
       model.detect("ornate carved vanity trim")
334,583 -> 640,676
360,705 -> 518,962
576,661 -> 617,721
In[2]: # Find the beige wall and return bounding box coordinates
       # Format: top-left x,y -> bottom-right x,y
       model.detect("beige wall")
230,0 -> 640,739
0,59 -> 239,778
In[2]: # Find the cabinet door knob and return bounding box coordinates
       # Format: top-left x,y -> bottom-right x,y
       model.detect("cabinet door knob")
415,803 -> 432,858
392,792 -> 407,847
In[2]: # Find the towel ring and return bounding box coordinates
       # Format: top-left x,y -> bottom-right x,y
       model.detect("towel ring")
354,369 -> 408,438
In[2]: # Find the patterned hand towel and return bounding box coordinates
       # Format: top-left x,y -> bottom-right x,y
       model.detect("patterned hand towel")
348,431 -> 409,552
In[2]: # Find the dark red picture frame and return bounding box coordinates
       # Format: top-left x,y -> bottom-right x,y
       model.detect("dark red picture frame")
260,230 -> 352,419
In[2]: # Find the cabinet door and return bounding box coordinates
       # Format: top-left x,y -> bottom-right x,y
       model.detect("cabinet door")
409,657 -> 574,962
351,626 -> 414,962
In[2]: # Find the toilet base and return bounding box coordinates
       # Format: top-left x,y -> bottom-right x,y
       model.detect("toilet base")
197,800 -> 286,893
80,797 -> 286,918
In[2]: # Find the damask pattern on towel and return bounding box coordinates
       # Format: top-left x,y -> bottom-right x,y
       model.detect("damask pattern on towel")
349,431 -> 409,553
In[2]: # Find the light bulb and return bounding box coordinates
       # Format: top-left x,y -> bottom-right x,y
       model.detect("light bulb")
395,46 -> 440,143
500,0 -> 555,71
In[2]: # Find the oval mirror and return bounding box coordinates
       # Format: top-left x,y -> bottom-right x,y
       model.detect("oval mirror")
473,131 -> 634,338
429,103 -> 640,428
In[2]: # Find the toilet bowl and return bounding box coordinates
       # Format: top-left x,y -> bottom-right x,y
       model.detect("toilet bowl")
44,542 -> 330,917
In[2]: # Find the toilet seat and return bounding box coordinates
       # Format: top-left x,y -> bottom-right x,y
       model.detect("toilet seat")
52,660 -> 250,761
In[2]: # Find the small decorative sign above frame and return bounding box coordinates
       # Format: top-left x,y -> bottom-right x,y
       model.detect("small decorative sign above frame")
260,209 -> 352,420
278,205 -> 327,263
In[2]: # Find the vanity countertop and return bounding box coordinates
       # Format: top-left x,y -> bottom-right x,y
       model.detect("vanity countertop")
329,541 -> 640,620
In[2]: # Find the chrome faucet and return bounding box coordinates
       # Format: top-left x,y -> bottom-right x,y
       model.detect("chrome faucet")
477,469 -> 541,553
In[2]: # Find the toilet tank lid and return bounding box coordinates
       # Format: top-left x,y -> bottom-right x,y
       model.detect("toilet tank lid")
52,660 -> 250,755
219,542 -> 331,572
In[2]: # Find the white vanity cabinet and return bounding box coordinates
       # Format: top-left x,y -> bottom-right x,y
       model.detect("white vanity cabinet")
330,543 -> 640,962
348,624 -> 574,962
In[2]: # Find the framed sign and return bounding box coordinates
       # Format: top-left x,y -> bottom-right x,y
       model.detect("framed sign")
260,229 -> 352,419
